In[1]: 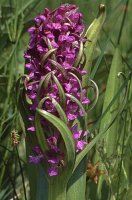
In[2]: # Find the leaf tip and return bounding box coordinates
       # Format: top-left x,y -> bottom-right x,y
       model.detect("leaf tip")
99,4 -> 106,13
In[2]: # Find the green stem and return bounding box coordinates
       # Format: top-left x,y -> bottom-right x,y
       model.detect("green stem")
48,178 -> 67,200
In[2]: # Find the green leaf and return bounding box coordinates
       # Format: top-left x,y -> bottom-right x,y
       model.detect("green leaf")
41,48 -> 57,65
26,144 -> 48,200
52,74 -> 66,108
45,38 -> 57,61
65,94 -> 86,116
68,72 -> 83,102
65,93 -> 87,129
35,112 -> 49,153
67,158 -> 87,200
90,37 -> 110,80
87,79 -> 99,112
82,4 -> 106,87
48,176 -> 67,200
99,47 -> 124,156
96,48 -> 126,200
36,108 -> 75,182
37,72 -> 51,101
52,98 -> 68,124
49,59 -> 67,78
35,96 -> 67,153
73,73 -> 130,172
68,67 -> 82,80
73,41 -> 83,67
37,96 -> 68,124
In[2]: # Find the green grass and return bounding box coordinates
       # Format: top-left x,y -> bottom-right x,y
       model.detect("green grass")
0,0 -> 132,199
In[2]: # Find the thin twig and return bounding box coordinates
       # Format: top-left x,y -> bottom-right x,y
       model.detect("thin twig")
15,147 -> 27,200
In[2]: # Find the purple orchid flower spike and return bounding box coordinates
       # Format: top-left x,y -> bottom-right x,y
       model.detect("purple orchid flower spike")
20,3 -> 90,177
16,3 -> 106,200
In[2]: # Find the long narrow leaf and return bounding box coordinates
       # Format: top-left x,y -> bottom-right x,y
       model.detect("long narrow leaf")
82,4 -> 106,87
100,47 -> 123,156
36,108 -> 75,181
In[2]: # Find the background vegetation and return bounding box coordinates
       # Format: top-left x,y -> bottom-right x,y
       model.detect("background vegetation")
0,0 -> 132,199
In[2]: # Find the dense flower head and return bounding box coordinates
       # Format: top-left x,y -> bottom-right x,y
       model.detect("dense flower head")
24,4 -> 90,176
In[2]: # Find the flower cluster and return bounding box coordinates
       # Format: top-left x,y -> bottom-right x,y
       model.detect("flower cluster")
24,4 -> 90,176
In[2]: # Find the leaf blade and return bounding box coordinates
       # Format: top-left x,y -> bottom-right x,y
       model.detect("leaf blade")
36,108 -> 75,181
83,4 -> 106,87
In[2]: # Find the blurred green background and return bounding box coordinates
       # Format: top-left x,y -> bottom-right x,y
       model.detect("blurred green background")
0,0 -> 132,199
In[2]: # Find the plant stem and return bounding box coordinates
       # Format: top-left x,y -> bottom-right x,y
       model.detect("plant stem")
48,179 -> 67,200
117,0 -> 129,45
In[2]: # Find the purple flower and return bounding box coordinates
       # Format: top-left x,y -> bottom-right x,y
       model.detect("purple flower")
72,124 -> 89,152
47,134 -> 60,152
27,126 -> 35,132
29,154 -> 44,164
24,4 -> 90,176
48,166 -> 58,176
46,135 -> 64,176
29,146 -> 44,164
